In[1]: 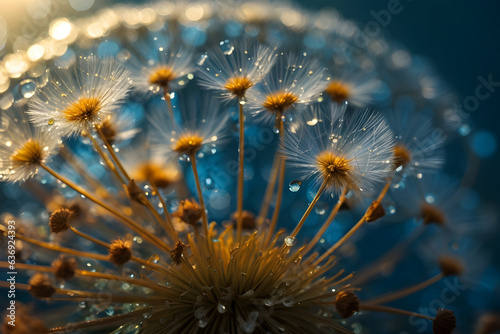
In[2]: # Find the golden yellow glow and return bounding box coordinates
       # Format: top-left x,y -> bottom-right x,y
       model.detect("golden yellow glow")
172,134 -> 204,155
325,80 -> 351,104
224,76 -> 253,98
316,151 -> 356,190
63,97 -> 102,122
262,91 -> 298,113
10,138 -> 43,164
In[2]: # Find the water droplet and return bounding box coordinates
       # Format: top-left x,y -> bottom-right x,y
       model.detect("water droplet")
314,202 -> 327,215
20,79 -> 38,98
284,236 -> 296,247
289,180 -> 301,192
264,299 -> 274,307
48,118 -> 54,125
220,40 -> 235,55
217,303 -> 227,313
198,318 -> 209,328
283,296 -> 295,307
306,118 -> 318,126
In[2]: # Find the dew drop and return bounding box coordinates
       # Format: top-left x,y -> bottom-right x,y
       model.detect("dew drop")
264,299 -> 274,307
306,118 -> 318,126
289,180 -> 301,192
314,202 -> 327,215
217,303 -> 227,314
283,296 -> 295,307
48,118 -> 55,125
198,318 -> 209,328
284,236 -> 296,247
20,79 -> 38,98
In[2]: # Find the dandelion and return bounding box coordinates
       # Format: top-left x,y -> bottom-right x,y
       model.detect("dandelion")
197,39 -> 276,239
282,103 -> 395,196
325,72 -> 381,107
150,91 -> 230,234
388,108 -> 445,177
127,43 -> 194,119
246,52 -> 329,128
0,107 -> 60,182
28,56 -> 131,137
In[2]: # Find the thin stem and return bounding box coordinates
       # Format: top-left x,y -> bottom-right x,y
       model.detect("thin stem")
149,179 -> 178,240
266,158 -> 286,246
314,178 -> 393,266
364,273 -> 444,305
236,101 -> 245,241
189,153 -> 209,236
290,179 -> 328,238
256,149 -> 280,227
359,304 -> 433,321
304,187 -> 347,254
69,226 -> 110,249
40,163 -> 170,253
265,117 -> 286,245
87,132 -> 125,185
95,126 -> 131,182
164,88 -> 175,120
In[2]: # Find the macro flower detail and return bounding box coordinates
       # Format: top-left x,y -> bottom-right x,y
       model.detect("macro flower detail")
28,56 -> 131,137
247,52 -> 330,126
0,107 -> 60,182
282,103 -> 395,195
0,1 -> 495,334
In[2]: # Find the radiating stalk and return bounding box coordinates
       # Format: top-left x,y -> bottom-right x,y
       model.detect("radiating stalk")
304,187 -> 347,254
236,102 -> 245,241
364,273 -> 444,306
40,163 -> 170,253
189,153 -> 209,236
290,179 -> 328,238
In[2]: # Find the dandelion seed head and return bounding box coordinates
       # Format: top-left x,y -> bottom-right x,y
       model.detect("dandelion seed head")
52,256 -> 77,281
173,198 -> 202,226
109,239 -> 132,266
433,309 -> 456,334
439,256 -> 464,277
49,208 -> 72,233
420,203 -> 447,226
172,133 -> 204,155
334,291 -> 359,319
316,151 -> 356,191
29,273 -> 56,298
224,75 -> 254,98
148,66 -> 177,89
10,138 -> 44,165
262,90 -> 299,114
325,80 -> 351,104
393,143 -> 412,169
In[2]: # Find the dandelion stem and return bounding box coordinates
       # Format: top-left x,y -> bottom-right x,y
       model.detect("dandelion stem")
47,307 -> 152,333
189,153 -> 209,236
358,304 -> 433,321
256,149 -> 280,227
304,187 -> 347,254
290,179 -> 328,238
68,226 -> 110,249
164,88 -> 175,120
266,117 -> 286,245
149,179 -> 178,240
364,273 -> 444,305
313,178 -> 392,265
96,126 -> 131,182
87,132 -> 125,185
59,146 -> 109,197
236,101 -> 245,241
40,163 -> 170,253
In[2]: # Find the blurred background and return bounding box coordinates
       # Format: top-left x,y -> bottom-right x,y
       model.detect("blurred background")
0,0 -> 499,332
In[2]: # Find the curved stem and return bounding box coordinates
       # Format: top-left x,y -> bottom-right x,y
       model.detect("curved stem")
304,187 -> 347,254
314,178 -> 393,266
95,126 -> 131,182
40,163 -> 170,253
189,153 -> 209,236
256,149 -> 280,227
364,273 -> 444,305
236,102 -> 245,241
359,304 -> 433,321
87,133 -> 125,185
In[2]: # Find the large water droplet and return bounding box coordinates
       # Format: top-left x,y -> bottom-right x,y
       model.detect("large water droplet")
217,303 -> 227,314
283,296 -> 295,307
20,79 -> 38,98
314,202 -> 328,215
198,318 -> 209,328
289,180 -> 301,192
284,236 -> 296,247
220,40 -> 235,55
